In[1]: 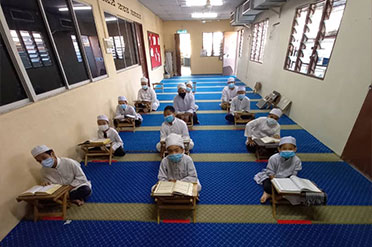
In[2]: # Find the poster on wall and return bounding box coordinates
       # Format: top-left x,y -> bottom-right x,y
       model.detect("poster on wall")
147,31 -> 161,69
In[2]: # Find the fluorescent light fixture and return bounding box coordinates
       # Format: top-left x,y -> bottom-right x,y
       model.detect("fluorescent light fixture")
58,6 -> 92,12
191,12 -> 218,18
186,0 -> 223,7
105,17 -> 117,22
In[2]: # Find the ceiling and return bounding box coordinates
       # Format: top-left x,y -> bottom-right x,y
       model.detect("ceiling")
138,0 -> 245,21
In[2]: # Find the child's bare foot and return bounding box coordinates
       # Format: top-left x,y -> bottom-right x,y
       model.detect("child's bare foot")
71,199 -> 84,206
260,192 -> 271,204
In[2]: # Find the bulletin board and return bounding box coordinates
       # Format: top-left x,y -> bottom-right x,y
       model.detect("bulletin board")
147,31 -> 162,69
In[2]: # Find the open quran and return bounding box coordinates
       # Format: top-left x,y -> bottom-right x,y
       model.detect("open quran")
152,181 -> 194,196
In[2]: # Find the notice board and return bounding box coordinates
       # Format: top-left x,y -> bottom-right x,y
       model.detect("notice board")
147,31 -> 161,69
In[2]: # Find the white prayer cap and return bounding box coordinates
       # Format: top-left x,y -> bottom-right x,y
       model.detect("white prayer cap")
227,77 -> 235,83
177,83 -> 187,90
165,133 -> 184,149
140,77 -> 148,83
31,145 -> 51,157
186,81 -> 193,86
118,96 -> 127,101
237,86 -> 246,92
269,108 -> 282,118
279,136 -> 297,147
97,114 -> 109,122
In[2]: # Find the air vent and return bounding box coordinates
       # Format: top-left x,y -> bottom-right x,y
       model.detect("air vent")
10,9 -> 34,22
60,19 -> 73,28
242,0 -> 264,15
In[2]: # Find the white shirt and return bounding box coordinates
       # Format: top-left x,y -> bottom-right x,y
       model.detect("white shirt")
160,118 -> 190,140
221,86 -> 238,102
244,117 -> 280,140
137,87 -> 160,110
187,91 -> 199,111
173,94 -> 195,114
41,157 -> 91,191
115,105 -> 143,121
98,127 -> 124,151
230,95 -> 250,114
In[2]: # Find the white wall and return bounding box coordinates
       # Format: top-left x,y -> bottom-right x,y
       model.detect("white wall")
236,0 -> 371,155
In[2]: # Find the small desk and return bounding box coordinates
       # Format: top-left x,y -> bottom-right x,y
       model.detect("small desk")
17,185 -> 71,222
254,139 -> 279,160
134,101 -> 152,113
152,82 -> 164,92
115,117 -> 136,132
234,112 -> 255,125
152,183 -> 198,224
176,114 -> 193,129
79,141 -> 113,166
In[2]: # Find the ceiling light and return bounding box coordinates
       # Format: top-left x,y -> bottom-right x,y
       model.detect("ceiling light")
58,6 -> 92,12
105,17 -> 117,22
192,12 -> 218,18
185,0 -> 223,7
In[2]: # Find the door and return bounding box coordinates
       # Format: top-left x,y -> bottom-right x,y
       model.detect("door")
134,23 -> 149,80
342,85 -> 372,179
222,31 -> 238,76
174,33 -> 181,76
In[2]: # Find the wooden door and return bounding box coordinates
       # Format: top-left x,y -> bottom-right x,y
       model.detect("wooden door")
174,33 -> 181,76
135,23 -> 149,81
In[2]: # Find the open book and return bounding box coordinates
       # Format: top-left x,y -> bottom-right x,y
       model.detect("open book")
79,138 -> 111,145
261,136 -> 280,144
114,114 -> 135,120
153,181 -> 194,197
20,184 -> 62,196
271,176 -> 321,194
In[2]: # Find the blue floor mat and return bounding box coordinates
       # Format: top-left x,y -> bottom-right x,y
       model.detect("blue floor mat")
80,161 -> 372,205
157,101 -> 260,111
140,113 -> 296,126
157,93 -> 262,101
2,221 -> 372,247
121,129 -> 331,153
155,86 -> 251,93
157,82 -> 247,87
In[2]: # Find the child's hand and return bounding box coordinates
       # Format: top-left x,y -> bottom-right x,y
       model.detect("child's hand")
41,182 -> 51,186
269,175 -> 275,180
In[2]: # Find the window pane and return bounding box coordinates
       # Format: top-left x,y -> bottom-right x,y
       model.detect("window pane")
104,12 -> 125,70
41,0 -> 89,85
118,18 -> 132,67
250,20 -> 268,63
0,34 -> 27,106
72,0 -> 106,78
212,32 -> 223,56
1,0 -> 65,94
202,32 -> 212,56
126,21 -> 137,66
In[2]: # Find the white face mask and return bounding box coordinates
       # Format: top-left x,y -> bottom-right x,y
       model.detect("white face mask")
98,124 -> 109,131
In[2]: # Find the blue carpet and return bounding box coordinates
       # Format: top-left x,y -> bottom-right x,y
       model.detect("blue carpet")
155,86 -> 251,93
157,93 -> 262,101
140,113 -> 296,126
2,221 -> 372,247
156,82 -> 247,87
121,129 -> 331,153
157,101 -> 260,111
80,161 -> 372,205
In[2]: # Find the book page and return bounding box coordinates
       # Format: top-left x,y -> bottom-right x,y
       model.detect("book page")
153,181 -> 175,196
35,184 -> 62,195
173,181 -> 193,196
261,136 -> 280,144
291,176 -> 321,193
272,178 -> 300,193
21,185 -> 44,195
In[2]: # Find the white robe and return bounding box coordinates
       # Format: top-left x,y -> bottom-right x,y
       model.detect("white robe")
244,117 -> 280,144
156,118 -> 194,151
137,87 -> 160,110
173,94 -> 195,114
115,105 -> 143,121
221,86 -> 238,103
230,95 -> 250,115
158,154 -> 201,191
98,127 -> 124,151
41,157 -> 91,191
187,91 -> 199,111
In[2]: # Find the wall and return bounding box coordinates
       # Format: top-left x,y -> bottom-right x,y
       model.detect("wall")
0,0 -> 163,240
163,20 -> 234,75
236,0 -> 371,156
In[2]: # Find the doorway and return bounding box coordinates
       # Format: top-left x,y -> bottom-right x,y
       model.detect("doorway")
222,31 -> 238,76
179,33 -> 191,76
134,22 -> 149,81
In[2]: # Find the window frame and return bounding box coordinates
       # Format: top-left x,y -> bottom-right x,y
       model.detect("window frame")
202,31 -> 223,57
250,19 -> 269,64
283,0 -> 347,80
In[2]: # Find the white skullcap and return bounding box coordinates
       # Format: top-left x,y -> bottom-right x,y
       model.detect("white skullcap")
279,136 -> 297,147
140,77 -> 148,83
165,133 -> 184,149
97,114 -> 109,122
227,77 -> 235,83
31,145 -> 51,157
269,108 -> 282,118
177,83 -> 187,90
118,96 -> 127,101
186,81 -> 193,86
237,86 -> 246,92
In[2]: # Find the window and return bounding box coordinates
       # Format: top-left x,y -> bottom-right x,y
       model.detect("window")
284,0 -> 347,79
238,29 -> 245,57
104,12 -> 139,70
202,32 -> 223,56
41,0 -> 89,85
73,0 -> 106,78
1,0 -> 65,95
0,34 -> 28,106
250,19 -> 269,63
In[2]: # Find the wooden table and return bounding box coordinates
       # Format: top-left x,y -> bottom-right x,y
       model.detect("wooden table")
152,82 -> 164,93
17,185 -> 71,222
115,117 -> 136,132
152,183 -> 198,224
254,139 -> 279,160
134,101 -> 152,113
234,112 -> 255,125
79,141 -> 113,166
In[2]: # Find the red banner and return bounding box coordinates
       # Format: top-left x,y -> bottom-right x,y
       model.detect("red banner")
147,31 -> 161,69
